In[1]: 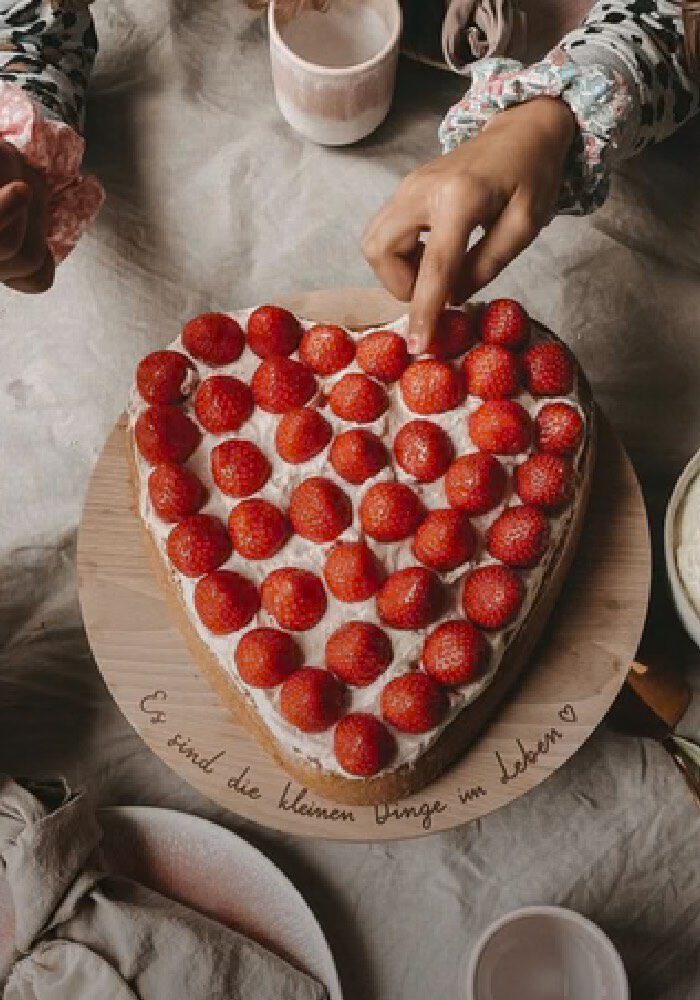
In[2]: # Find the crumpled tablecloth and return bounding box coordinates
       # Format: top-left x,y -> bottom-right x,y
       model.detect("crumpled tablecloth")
1,3 -> 700,998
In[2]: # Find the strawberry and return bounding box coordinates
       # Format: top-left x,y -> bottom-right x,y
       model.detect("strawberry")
380,672 -> 448,734
135,405 -> 201,465
167,514 -> 232,577
423,620 -> 488,686
194,569 -> 259,632
522,341 -> 574,396
279,667 -> 344,732
535,402 -> 583,455
182,312 -> 244,365
356,330 -> 409,382
289,477 -> 352,543
469,400 -> 532,455
430,308 -> 475,360
515,453 -> 573,511
487,505 -> 550,568
393,420 -> 454,483
463,344 -> 521,399
325,621 -> 392,686
275,407 -> 332,464
299,323 -> 355,375
247,304 -> 302,359
324,541 -> 384,602
328,373 -> 388,423
228,498 -> 290,559
194,375 -> 253,433
334,713 -> 396,776
330,429 -> 387,485
147,463 -> 207,522
251,357 -> 317,413
444,453 -> 507,515
211,439 -> 270,497
376,567 -> 444,629
360,482 -> 425,543
235,627 -> 303,687
461,564 -> 524,629
479,299 -> 530,350
400,359 -> 463,414
412,508 -> 477,572
261,567 -> 327,631
136,350 -> 196,405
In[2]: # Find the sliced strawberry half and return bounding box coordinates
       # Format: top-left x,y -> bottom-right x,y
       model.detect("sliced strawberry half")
261,568 -> 327,631
461,564 -> 524,630
376,567 -> 444,629
334,713 -> 396,776
299,323 -> 355,375
182,312 -> 244,365
247,305 -> 302,359
279,667 -> 344,732
360,482 -> 425,543
167,514 -> 232,577
194,568 -> 259,632
135,405 -> 201,465
324,541 -> 384,602
235,627 -> 303,687
423,620 -> 488,686
400,359 -> 463,414
325,621 -> 392,686
289,477 -> 352,543
393,419 -> 454,483
211,439 -> 271,497
412,508 -> 477,572
380,672 -> 449,734
356,329 -> 409,382
194,375 -> 253,433
136,350 -> 195,405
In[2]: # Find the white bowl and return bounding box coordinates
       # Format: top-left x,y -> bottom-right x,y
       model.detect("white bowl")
465,906 -> 629,1000
664,447 -> 700,649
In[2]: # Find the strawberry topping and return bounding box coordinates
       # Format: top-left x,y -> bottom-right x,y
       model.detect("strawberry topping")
326,621 -> 392,686
182,312 -> 244,365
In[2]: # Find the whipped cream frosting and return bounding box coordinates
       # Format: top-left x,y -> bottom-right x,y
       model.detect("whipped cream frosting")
676,471 -> 700,618
127,306 -> 587,779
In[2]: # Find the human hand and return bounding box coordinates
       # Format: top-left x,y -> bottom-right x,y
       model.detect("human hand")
0,139 -> 54,294
362,97 -> 575,353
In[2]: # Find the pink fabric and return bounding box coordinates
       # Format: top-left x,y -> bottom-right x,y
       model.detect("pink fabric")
0,83 -> 104,263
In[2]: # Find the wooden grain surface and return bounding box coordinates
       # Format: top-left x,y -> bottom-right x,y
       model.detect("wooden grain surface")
77,288 -> 652,840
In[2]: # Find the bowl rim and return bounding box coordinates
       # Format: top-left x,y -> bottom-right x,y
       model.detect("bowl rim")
269,0 -> 402,77
664,447 -> 700,647
465,905 -> 629,1000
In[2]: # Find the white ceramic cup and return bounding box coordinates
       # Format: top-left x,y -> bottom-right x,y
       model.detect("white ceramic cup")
664,446 -> 700,649
269,0 -> 402,146
465,906 -> 630,1000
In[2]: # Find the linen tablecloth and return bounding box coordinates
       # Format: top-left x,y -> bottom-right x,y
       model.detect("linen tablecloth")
2,3 -> 700,998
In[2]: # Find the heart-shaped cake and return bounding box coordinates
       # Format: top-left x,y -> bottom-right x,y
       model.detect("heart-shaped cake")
127,300 -> 595,804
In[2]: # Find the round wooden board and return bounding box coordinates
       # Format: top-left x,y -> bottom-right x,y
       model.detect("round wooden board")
77,287 -> 651,841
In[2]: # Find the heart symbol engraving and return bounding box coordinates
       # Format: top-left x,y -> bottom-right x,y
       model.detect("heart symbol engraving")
558,703 -> 576,724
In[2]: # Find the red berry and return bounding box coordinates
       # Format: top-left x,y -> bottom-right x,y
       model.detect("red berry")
275,407 -> 332,464
135,405 -> 201,465
194,375 -> 253,433
377,567 -> 444,629
423,620 -> 488,686
393,420 -> 454,483
261,568 -> 327,631
324,541 -> 384,602
211,439 -> 270,497
400,359 -> 463,414
279,667 -> 344,732
182,312 -> 244,365
431,308 -> 475,359
147,463 -> 207,522
515,453 -> 573,511
167,514 -> 232,577
463,344 -> 521,399
299,323 -> 355,374
412,509 -> 477,572
462,564 -> 524,629
334,713 -> 396,776
289,477 -> 352,543
480,299 -> 530,350
445,453 -> 507,515
136,350 -> 195,404
251,357 -> 317,413
228,498 -> 290,559
522,341 -> 574,396
469,400 -> 532,455
381,672 -> 448,734
325,621 -> 392,686
235,628 -> 302,687
360,482 -> 425,543
330,429 -> 387,485
329,373 -> 388,423
356,329 -> 409,382
194,569 -> 259,632
535,402 -> 584,455
487,505 -> 550,568
247,305 -> 302,359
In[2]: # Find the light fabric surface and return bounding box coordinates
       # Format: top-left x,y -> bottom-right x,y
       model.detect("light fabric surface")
2,3 -> 700,998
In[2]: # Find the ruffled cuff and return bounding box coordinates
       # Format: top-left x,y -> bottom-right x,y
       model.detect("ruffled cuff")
0,82 -> 104,263
438,49 -> 632,215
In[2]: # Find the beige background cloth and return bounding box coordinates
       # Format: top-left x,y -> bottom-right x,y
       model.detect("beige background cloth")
1,3 -> 700,998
